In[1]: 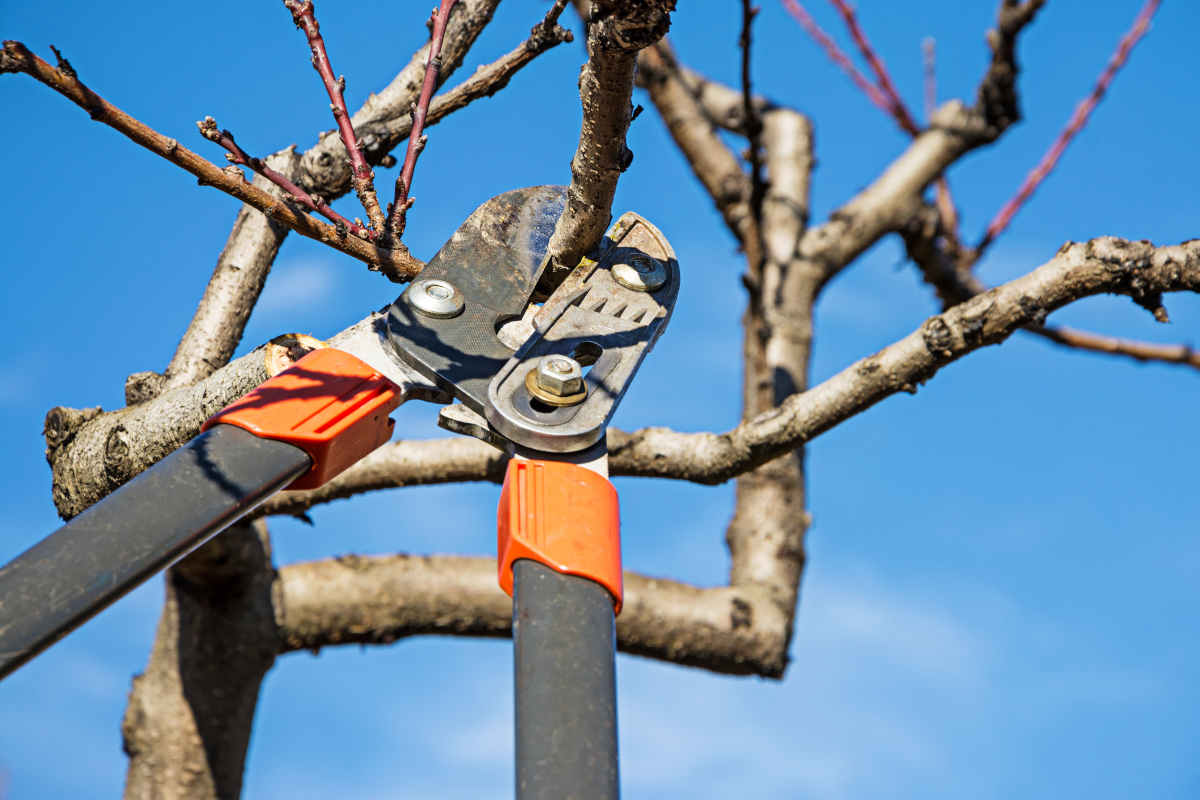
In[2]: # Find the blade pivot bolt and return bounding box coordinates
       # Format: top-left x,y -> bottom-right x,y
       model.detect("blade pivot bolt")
408,278 -> 465,318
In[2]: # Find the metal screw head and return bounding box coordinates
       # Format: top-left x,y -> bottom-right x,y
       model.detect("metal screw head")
408,278 -> 464,318
535,355 -> 584,396
612,254 -> 667,292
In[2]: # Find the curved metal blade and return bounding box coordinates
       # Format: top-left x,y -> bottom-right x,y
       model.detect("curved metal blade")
386,185 -> 567,411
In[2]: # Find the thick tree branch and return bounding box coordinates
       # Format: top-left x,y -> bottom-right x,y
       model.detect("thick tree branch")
725,107 -> 816,627
46,335 -> 323,519
655,62 -> 777,135
607,238 -> 1200,482
904,203 -> 1200,371
275,555 -> 790,677
542,0 -> 674,288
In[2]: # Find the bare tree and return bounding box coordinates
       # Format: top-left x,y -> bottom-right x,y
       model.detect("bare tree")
1,0 -> 1190,795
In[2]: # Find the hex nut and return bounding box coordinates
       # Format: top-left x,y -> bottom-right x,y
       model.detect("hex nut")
612,254 -> 667,292
535,355 -> 584,396
408,278 -> 464,318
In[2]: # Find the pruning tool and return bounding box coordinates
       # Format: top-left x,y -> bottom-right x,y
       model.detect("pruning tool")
0,185 -> 679,799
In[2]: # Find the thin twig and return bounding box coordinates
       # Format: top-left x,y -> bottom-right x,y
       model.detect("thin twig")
922,36 -> 936,120
827,0 -> 919,134
780,0 -> 894,120
388,0 -> 460,241
284,0 -> 386,236
976,0 -> 1161,255
196,117 -> 373,239
0,42 -> 422,280
740,0 -> 767,275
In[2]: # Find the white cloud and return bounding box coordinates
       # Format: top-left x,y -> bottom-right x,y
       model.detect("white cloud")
255,260 -> 339,316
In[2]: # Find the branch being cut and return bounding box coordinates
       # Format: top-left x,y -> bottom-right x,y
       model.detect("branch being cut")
541,0 -> 675,289
285,0 -> 386,236
0,42 -> 423,281
275,555 -> 791,676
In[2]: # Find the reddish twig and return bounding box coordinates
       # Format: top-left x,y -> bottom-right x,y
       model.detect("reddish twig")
780,0 -> 894,123
922,36 -> 936,120
388,0 -> 460,242
977,0 -> 1161,255
1031,324 -> 1200,371
827,0 -> 919,135
284,0 -> 386,237
196,116 -> 373,240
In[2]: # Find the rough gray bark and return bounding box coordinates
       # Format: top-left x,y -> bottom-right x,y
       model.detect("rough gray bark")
726,110 -> 815,646
47,336 -> 320,520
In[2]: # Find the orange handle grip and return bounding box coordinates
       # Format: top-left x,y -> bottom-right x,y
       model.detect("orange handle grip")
497,458 -> 622,613
202,348 -> 402,490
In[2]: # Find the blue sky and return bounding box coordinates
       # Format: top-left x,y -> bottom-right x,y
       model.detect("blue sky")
2,0 -> 1198,797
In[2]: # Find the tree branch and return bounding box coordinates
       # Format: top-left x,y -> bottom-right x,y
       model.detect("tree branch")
725,106 -> 816,628
294,0 -> 501,196
654,62 -> 777,135
46,335 -> 323,520
904,203 -> 1200,371
0,41 -> 423,280
607,238 -> 1200,482
541,0 -> 674,288
274,555 -> 791,677
197,116 -> 375,240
